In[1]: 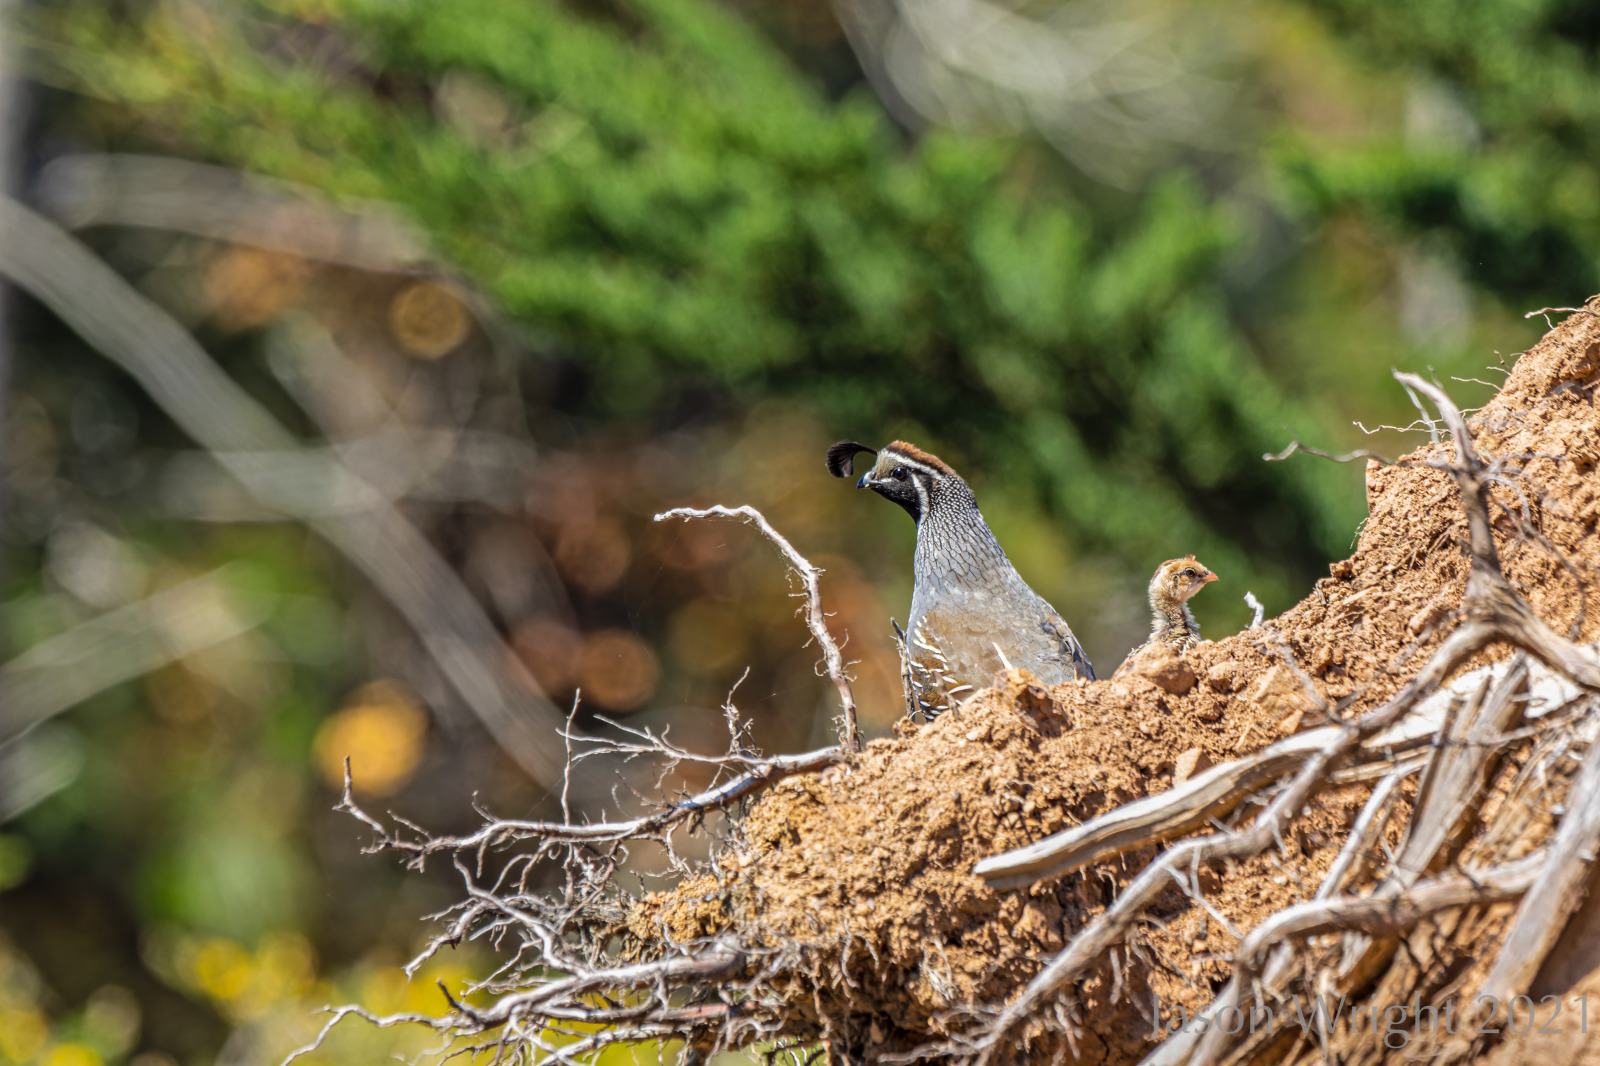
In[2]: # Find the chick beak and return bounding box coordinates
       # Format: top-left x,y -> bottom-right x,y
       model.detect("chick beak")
1202,571 -> 1219,584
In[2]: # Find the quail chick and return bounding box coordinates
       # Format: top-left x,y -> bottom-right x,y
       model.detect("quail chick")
1138,555 -> 1217,655
827,440 -> 1095,718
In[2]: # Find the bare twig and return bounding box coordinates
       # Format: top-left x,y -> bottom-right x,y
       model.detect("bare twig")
1317,758 -> 1422,901
36,153 -> 429,271
1264,439 -> 1394,466
1387,657 -> 1527,888
282,948 -> 746,1065
1525,306 -> 1599,328
1243,591 -> 1264,629
340,744 -> 844,858
972,626 -> 1483,1064
655,505 -> 860,752
0,566 -> 271,744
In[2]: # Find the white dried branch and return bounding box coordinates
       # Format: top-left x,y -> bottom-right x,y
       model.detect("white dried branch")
1186,850 -> 1547,1066
0,565 -> 270,743
1387,656 -> 1527,888
1264,439 -> 1395,466
339,745 -> 844,858
1130,756 -> 1431,1065
1317,758 -> 1422,902
975,692 -> 1451,889
1243,591 -> 1264,629
655,505 -> 860,751
37,153 -> 429,271
282,949 -> 744,1066
972,628 -> 1480,1065
1480,724 -> 1600,1003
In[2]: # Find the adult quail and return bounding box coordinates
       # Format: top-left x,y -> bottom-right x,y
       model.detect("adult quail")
1131,555 -> 1217,658
826,440 -> 1095,718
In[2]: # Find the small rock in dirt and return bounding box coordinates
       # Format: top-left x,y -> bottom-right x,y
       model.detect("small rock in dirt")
1173,747 -> 1213,785
1205,661 -> 1247,693
1017,897 -> 1065,951
1245,664 -> 1322,725
1125,643 -> 1197,695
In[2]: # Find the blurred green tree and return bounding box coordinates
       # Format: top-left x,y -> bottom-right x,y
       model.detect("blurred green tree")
37,0 -> 1368,621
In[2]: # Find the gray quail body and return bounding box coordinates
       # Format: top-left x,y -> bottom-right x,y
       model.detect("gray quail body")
827,440 -> 1095,717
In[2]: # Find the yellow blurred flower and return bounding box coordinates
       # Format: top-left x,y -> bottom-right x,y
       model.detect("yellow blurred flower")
312,681 -> 429,795
191,938 -> 253,1004
254,932 -> 316,1003
42,1044 -> 102,1066
0,1008 -> 48,1062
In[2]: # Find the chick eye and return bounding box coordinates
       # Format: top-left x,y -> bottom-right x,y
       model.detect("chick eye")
1180,568 -> 1196,578
891,466 -> 908,480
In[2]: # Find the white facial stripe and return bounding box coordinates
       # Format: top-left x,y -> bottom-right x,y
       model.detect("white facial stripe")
912,473 -> 930,516
881,452 -> 946,481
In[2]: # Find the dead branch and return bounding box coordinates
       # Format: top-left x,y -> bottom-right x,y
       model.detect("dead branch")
0,565 -> 270,743
971,643 -> 1470,1065
1387,656 -> 1527,888
1317,758 -> 1422,902
974,713 -> 1443,890
339,745 -> 844,858
283,946 -> 747,1066
1263,439 -> 1394,466
655,504 -> 860,752
1526,305 -> 1599,326
37,153 -> 429,271
1186,850 -> 1547,1066
1480,719 -> 1600,1002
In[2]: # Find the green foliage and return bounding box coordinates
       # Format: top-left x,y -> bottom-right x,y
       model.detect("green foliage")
41,0 -> 1361,616
1283,0 -> 1600,303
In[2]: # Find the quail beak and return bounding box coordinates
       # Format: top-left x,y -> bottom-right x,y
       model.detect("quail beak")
856,473 -> 870,489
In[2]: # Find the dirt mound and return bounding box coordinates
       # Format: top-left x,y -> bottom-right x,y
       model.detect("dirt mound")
634,301 -> 1600,1064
